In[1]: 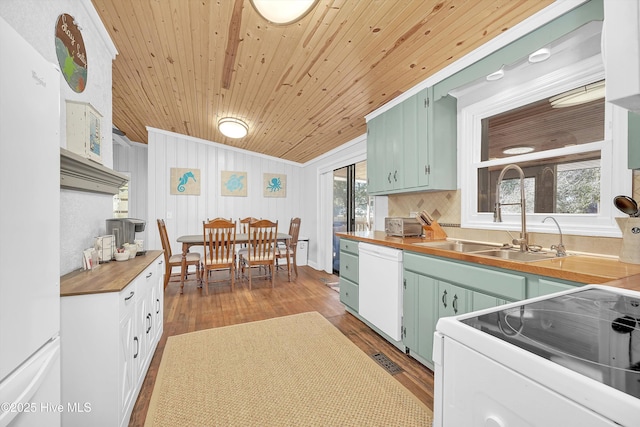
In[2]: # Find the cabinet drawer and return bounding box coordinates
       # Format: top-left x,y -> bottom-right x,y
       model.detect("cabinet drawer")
340,278 -> 359,311
340,252 -> 359,283
405,252 -> 525,301
340,239 -> 359,255
119,280 -> 137,318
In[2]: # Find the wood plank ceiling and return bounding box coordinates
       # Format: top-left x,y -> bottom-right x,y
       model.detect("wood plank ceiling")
91,0 -> 554,163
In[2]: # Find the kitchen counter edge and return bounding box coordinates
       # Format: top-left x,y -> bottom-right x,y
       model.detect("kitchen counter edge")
60,250 -> 164,297
336,232 -> 640,291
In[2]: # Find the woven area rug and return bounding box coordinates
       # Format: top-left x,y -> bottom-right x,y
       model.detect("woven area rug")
145,312 -> 433,426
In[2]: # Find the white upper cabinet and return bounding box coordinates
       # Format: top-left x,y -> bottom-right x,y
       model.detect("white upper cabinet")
604,0 -> 640,111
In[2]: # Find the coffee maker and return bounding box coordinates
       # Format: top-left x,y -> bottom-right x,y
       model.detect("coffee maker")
106,218 -> 146,249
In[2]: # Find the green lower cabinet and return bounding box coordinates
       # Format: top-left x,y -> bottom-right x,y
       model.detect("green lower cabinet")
437,281 -> 470,317
339,239 -> 360,312
339,277 -> 359,311
472,292 -> 508,311
402,251 -> 583,369
530,277 -> 580,298
402,271 -> 437,364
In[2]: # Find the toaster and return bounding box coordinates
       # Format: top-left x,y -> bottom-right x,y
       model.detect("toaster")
384,217 -> 423,237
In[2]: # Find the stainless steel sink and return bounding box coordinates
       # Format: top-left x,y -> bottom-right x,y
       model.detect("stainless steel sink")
473,248 -> 558,262
413,240 -> 501,253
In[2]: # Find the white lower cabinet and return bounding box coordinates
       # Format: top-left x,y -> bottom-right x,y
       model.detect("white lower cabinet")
61,255 -> 164,427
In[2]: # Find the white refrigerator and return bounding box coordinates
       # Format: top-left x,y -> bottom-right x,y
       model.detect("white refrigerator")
0,16 -> 61,427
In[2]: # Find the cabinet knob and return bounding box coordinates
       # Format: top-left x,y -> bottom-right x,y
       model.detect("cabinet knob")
124,291 -> 135,301
442,289 -> 448,308
453,294 -> 459,314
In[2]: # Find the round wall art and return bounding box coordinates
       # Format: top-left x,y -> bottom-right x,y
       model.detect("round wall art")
55,13 -> 88,93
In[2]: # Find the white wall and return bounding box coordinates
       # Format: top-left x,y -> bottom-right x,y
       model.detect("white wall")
0,0 -> 117,275
146,128 -> 304,258
114,140 -> 149,242
300,134 -> 367,272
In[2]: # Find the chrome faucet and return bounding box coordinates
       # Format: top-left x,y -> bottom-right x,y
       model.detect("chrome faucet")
494,164 -> 528,252
542,216 -> 567,257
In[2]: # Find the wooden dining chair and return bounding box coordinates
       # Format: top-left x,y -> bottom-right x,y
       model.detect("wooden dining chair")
202,218 -> 236,294
241,219 -> 278,289
276,217 -> 301,281
157,219 -> 201,293
237,217 -> 259,273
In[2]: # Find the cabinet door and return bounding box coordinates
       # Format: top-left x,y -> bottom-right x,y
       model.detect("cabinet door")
134,294 -> 148,381
402,271 -> 419,351
628,111 -> 640,169
384,103 -> 404,191
423,87 -> 457,189
118,307 -> 135,423
403,271 -> 438,363
536,278 -> 577,297
416,274 -> 438,361
472,292 -> 508,311
438,281 -> 469,318
366,115 -> 385,193
402,90 -> 422,190
151,272 -> 163,344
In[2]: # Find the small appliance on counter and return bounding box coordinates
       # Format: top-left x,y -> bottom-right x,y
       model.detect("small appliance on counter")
106,218 -> 146,250
384,217 -> 422,237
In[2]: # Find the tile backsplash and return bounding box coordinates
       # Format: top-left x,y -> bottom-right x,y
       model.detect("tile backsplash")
388,186 -> 629,258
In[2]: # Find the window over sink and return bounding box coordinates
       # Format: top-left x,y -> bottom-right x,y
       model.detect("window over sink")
477,89 -> 603,215
454,22 -> 630,237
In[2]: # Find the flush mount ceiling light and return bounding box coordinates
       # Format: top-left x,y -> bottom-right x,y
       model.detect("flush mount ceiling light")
503,146 -> 534,155
250,0 -> 319,25
549,80 -> 605,108
528,47 -> 551,63
486,67 -> 504,81
218,117 -> 248,139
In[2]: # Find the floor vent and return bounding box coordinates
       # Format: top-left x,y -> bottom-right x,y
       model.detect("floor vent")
370,352 -> 403,375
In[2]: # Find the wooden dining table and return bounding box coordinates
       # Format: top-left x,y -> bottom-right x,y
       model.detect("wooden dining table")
176,232 -> 292,287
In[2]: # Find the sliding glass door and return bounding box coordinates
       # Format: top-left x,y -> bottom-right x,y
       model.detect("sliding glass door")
332,160 -> 369,274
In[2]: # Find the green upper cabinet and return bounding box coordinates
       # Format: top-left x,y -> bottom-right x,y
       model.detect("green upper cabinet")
424,87 -> 457,190
366,114 -> 384,193
628,111 -> 640,170
367,86 -> 457,195
383,103 -> 404,192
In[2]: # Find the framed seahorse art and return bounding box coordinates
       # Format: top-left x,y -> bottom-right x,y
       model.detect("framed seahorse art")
170,168 -> 201,195
263,173 -> 286,198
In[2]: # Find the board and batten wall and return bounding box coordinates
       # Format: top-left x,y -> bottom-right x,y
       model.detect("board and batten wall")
146,127 -> 305,260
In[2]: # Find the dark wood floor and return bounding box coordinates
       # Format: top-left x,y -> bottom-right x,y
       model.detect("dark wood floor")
128,265 -> 435,426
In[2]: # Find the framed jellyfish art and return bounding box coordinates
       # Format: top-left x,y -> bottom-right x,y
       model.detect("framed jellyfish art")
263,173 -> 286,198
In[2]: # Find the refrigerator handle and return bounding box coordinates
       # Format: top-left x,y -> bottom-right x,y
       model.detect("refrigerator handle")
0,338 -> 60,427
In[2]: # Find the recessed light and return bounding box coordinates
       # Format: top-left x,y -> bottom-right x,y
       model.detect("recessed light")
218,117 -> 248,139
486,68 -> 505,81
529,48 -> 551,63
503,146 -> 534,155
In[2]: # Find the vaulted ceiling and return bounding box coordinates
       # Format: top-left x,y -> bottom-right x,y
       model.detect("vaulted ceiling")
91,0 -> 554,163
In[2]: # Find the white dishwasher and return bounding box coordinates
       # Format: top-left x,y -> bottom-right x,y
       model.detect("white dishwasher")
358,242 -> 403,341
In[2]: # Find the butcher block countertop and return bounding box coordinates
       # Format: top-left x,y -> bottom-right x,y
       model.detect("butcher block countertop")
337,231 -> 640,292
60,250 -> 163,297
